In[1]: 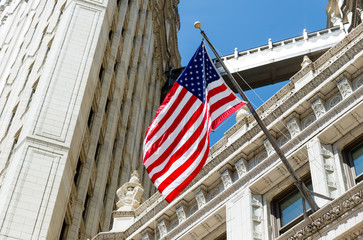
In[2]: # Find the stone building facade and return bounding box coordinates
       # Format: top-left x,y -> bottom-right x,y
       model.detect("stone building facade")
94,2 -> 363,240
0,0 -> 180,239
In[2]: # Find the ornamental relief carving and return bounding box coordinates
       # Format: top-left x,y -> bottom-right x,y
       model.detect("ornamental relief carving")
353,74 -> 363,89
278,132 -> 291,147
221,169 -> 233,189
287,190 -> 363,240
302,114 -> 316,129
337,78 -> 353,98
235,158 -> 247,178
287,117 -> 301,137
311,98 -> 326,119
327,93 -> 342,110
176,205 -> 186,223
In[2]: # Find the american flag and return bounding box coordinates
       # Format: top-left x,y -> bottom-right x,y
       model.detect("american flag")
143,42 -> 246,202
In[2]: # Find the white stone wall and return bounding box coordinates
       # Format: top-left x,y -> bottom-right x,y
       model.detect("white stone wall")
0,0 -> 180,239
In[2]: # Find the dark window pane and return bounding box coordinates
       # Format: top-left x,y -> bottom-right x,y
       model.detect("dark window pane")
352,144 -> 363,176
279,182 -> 312,226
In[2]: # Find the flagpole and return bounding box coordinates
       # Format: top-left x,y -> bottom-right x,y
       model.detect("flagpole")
194,21 -> 319,212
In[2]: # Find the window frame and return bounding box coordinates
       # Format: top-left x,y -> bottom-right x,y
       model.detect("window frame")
271,175 -> 312,237
343,136 -> 363,187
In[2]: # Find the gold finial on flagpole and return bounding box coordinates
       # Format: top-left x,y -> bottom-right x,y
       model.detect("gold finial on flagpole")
194,21 -> 201,29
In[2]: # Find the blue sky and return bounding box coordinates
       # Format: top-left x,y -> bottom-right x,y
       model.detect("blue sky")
177,0 -> 328,146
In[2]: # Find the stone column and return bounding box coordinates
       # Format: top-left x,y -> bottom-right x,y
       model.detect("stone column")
307,138 -> 341,207
226,189 -> 264,240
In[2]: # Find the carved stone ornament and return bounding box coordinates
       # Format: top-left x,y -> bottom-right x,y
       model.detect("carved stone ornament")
158,219 -> 168,237
327,94 -> 342,110
321,144 -> 333,158
311,97 -> 326,119
301,55 -> 312,68
264,139 -> 274,156
221,169 -> 233,189
287,189 -> 363,240
337,77 -> 353,98
195,188 -> 207,209
176,204 -> 186,223
258,151 -> 268,163
286,116 -> 301,137
236,105 -> 249,122
302,114 -> 316,129
116,170 -> 144,211
141,231 -> 152,240
235,158 -> 247,178
354,74 -> 363,89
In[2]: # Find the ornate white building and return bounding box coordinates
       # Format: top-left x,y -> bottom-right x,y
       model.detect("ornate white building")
0,0 -> 180,239
94,1 -> 363,240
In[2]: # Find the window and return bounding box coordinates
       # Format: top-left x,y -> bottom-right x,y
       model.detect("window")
271,178 -> 313,236
343,137 -> 363,186
99,65 -> 105,83
351,144 -> 363,180
74,157 -> 83,186
59,219 -> 70,240
94,140 -> 102,166
87,107 -> 95,130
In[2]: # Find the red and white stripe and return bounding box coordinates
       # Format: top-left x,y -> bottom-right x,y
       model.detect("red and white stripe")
143,74 -> 245,203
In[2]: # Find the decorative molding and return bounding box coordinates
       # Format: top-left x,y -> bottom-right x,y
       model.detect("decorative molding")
221,168 -> 233,189
175,203 -> 187,224
264,139 -> 274,156
158,218 -> 169,238
286,114 -> 301,137
284,187 -> 363,240
235,158 -> 247,178
336,77 -> 353,98
195,186 -> 207,209
311,97 -> 327,119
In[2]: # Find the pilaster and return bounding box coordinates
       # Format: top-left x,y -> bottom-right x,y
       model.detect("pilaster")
307,138 -> 341,207
226,189 -> 264,240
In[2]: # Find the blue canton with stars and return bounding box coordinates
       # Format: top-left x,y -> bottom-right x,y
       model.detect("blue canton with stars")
176,41 -> 220,103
